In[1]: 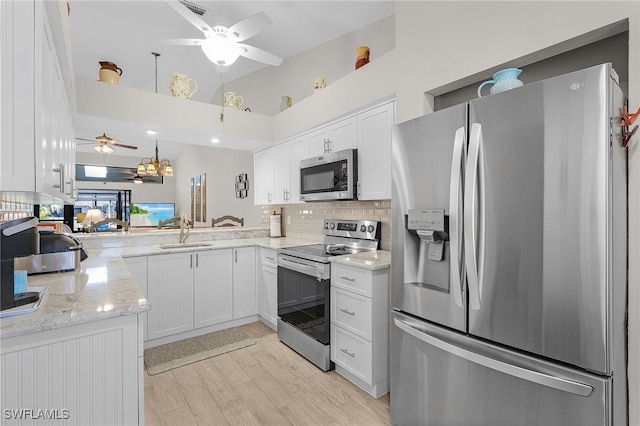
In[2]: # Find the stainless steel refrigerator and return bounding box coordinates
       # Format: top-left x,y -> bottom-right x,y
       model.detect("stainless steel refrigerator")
390,63 -> 628,425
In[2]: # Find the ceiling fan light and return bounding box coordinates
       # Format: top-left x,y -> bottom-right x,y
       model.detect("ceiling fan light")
103,145 -> 114,154
94,145 -> 103,153
201,38 -> 241,66
133,175 -> 144,184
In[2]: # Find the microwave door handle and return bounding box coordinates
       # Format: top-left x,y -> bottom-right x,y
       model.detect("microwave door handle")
449,127 -> 466,308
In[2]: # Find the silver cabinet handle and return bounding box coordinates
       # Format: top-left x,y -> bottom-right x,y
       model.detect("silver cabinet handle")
52,163 -> 64,191
65,177 -> 74,196
394,317 -> 594,397
340,348 -> 355,358
340,308 -> 355,316
449,127 -> 466,308
265,256 -> 274,261
340,276 -> 356,282
268,192 -> 272,203
235,250 -> 238,263
196,253 -> 199,268
190,253 -> 193,269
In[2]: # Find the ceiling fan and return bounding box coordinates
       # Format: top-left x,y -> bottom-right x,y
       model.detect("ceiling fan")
164,0 -> 283,70
76,133 -> 138,155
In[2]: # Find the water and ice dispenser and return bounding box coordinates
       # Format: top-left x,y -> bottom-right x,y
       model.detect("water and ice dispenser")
405,209 -> 450,291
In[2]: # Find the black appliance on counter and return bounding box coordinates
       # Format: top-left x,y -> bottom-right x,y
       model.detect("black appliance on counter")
0,217 -> 40,311
277,219 -> 381,371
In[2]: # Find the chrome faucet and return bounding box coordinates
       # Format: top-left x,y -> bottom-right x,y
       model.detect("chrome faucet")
179,213 -> 190,244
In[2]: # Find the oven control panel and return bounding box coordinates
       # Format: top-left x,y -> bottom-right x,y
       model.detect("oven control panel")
323,219 -> 380,240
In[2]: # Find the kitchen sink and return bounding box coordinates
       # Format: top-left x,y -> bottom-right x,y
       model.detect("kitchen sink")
159,242 -> 213,249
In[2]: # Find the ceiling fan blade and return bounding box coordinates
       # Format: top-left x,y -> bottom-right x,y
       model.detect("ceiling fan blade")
112,143 -> 138,150
165,0 -> 215,38
76,137 -> 97,142
162,38 -> 207,46
237,43 -> 282,66
227,12 -> 272,42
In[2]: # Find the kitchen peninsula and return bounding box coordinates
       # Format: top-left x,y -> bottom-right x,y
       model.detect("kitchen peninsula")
0,226 -> 324,425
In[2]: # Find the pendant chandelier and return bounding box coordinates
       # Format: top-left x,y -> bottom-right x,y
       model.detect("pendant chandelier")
136,52 -> 174,178
137,141 -> 174,177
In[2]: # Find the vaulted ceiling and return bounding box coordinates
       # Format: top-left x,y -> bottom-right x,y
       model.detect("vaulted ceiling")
70,1 -> 394,158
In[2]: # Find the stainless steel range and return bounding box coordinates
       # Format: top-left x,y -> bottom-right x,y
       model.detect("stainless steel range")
277,219 -> 381,371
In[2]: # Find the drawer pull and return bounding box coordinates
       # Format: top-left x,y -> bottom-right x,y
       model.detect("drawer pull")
340,308 -> 356,316
340,276 -> 356,282
340,348 -> 355,358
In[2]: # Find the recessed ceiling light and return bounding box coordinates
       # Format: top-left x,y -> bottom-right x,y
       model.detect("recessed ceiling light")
146,130 -> 158,135
211,138 -> 220,143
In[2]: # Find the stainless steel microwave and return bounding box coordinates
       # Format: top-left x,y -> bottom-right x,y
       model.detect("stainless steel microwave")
299,149 -> 357,202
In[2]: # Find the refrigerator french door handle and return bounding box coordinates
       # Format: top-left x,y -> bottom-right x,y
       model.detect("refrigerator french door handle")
464,123 -> 484,310
449,127 -> 466,308
394,318 -> 594,397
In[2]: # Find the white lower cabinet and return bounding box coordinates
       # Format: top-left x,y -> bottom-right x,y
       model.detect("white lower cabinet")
147,252 -> 195,340
330,263 -> 390,397
233,247 -> 257,319
257,248 -> 278,329
1,315 -> 142,425
194,250 -> 233,328
144,247 -> 256,345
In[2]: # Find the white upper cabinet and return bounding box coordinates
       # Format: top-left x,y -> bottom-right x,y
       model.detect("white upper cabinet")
271,142 -> 291,204
306,116 -> 358,157
1,1 -> 75,203
253,100 -> 394,205
357,102 -> 395,200
254,148 -> 274,205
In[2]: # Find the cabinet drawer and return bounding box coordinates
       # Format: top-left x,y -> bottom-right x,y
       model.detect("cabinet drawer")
331,324 -> 372,384
331,263 -> 373,297
331,287 -> 372,340
260,248 -> 277,268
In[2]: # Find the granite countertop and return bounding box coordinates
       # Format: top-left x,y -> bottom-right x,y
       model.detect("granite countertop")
0,236 -> 321,339
0,232 -> 386,339
0,252 -> 150,339
328,250 -> 391,270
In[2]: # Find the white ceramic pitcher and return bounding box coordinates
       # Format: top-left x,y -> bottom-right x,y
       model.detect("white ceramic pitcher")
169,72 -> 198,99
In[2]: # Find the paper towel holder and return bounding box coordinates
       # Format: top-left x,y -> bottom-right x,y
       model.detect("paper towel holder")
270,208 -> 284,238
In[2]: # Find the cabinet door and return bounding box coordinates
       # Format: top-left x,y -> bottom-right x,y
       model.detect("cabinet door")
288,136 -> 308,203
147,252 -> 194,340
233,247 -> 257,319
271,142 -> 290,204
254,148 -> 273,205
193,250 -> 233,328
306,127 -> 330,157
123,256 -> 148,341
357,102 -> 395,200
263,265 -> 278,327
328,116 -> 358,153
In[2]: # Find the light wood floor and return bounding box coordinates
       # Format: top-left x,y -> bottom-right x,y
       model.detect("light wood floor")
144,322 -> 391,425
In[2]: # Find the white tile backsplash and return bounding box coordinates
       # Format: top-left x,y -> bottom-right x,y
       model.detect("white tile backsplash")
261,200 -> 392,250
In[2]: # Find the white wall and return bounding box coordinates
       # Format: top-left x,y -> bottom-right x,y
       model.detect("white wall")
75,152 -> 176,204
173,144 -> 261,226
213,15 -> 395,116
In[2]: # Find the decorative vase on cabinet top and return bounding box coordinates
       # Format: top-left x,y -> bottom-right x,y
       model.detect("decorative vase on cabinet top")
477,68 -> 523,97
98,61 -> 122,85
355,46 -> 370,70
170,72 -> 198,99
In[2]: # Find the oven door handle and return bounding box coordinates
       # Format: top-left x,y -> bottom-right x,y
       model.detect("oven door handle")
278,256 -> 327,279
